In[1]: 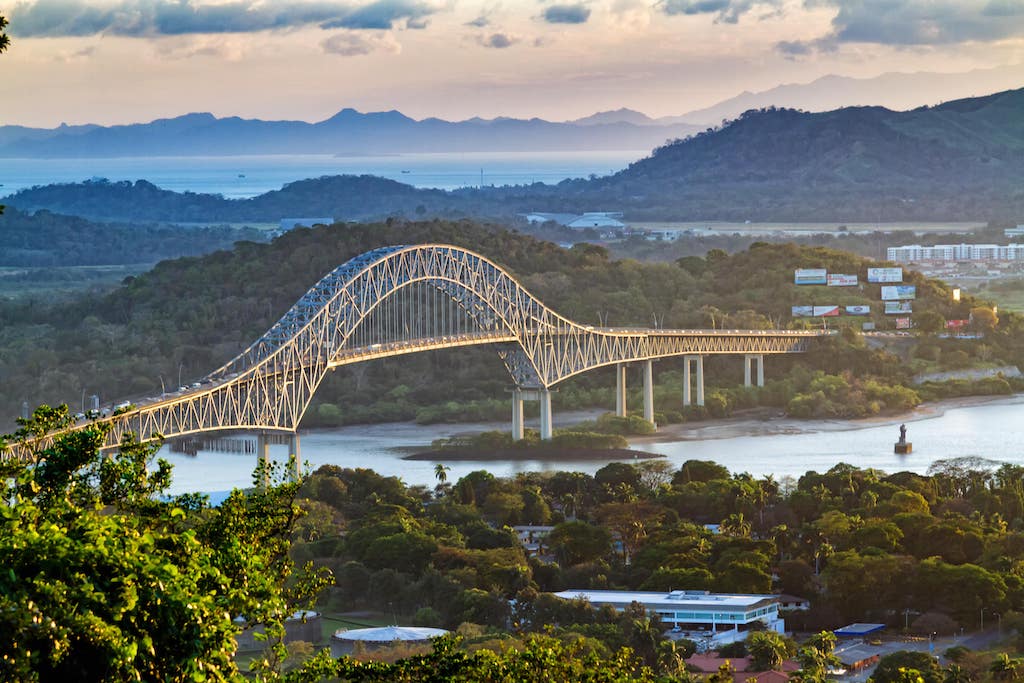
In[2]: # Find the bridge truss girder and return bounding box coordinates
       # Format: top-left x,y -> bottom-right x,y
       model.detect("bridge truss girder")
2,244 -> 822,460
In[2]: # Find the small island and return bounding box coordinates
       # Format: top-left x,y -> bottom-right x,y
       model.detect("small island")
404,428 -> 665,462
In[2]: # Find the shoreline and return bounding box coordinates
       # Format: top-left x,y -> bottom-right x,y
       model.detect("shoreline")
628,393 -> 1023,446
403,447 -> 664,462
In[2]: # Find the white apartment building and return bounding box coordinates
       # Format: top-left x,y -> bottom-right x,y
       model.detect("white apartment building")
887,244 -> 1024,263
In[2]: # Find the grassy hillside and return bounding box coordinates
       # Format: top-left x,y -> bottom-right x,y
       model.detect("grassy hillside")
0,220 -> 1017,428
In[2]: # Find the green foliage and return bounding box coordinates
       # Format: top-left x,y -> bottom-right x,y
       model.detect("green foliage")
0,405 -> 329,682
0,207 -> 266,267
309,633 -> 661,682
747,630 -> 796,671
872,651 -> 943,683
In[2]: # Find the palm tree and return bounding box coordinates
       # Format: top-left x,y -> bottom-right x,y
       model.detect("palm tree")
434,463 -> 450,485
990,653 -> 1022,682
944,664 -> 972,683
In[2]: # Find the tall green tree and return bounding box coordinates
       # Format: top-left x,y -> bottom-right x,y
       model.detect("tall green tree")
0,405 -> 330,682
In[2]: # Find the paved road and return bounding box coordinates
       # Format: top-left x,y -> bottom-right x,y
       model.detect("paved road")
838,629 -> 1005,683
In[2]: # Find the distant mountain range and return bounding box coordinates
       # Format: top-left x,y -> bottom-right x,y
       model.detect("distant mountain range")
2,64 -> 1019,159
7,87 -> 1024,222
0,109 -> 701,157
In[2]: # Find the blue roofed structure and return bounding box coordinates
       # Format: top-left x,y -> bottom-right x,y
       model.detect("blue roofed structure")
833,623 -> 886,637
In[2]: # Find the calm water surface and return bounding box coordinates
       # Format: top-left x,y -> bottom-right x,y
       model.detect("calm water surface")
0,151 -> 642,198
162,396 -> 1024,496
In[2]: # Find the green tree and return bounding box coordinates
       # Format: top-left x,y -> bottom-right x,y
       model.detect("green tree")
748,630 -> 794,671
0,406 -> 329,682
872,651 -> 943,683
548,520 -> 612,566
915,311 -> 946,336
990,653 -> 1024,682
796,630 -> 840,682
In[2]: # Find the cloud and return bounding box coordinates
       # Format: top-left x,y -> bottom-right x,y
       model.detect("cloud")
321,30 -> 401,55
154,35 -> 248,59
541,4 -> 591,24
658,0 -> 779,24
790,0 -> 1024,52
8,0 -> 441,37
465,14 -> 490,27
53,44 -> 97,61
324,0 -> 436,30
477,32 -> 517,48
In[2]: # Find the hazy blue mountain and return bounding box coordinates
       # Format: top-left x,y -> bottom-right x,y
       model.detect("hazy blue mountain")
668,64 -> 1024,126
0,109 -> 700,157
571,109 -> 658,126
0,122 -> 100,147
8,87 -> 1024,222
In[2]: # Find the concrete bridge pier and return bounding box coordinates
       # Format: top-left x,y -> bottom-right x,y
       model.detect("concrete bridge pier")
288,432 -> 302,482
615,363 -> 628,417
511,387 -> 554,441
256,432 -> 271,488
643,360 -> 656,428
539,388 -> 553,441
683,354 -> 705,407
511,387 -> 524,441
743,354 -> 765,388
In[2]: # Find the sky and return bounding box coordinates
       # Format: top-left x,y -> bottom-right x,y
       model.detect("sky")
2,0 -> 1024,127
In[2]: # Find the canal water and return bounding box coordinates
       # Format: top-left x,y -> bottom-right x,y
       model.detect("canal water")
161,396 -> 1024,496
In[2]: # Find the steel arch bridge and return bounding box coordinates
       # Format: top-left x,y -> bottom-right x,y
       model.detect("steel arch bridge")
2,244 -> 825,461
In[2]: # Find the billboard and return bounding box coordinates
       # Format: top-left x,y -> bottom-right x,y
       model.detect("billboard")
828,274 -> 858,287
795,269 -> 828,285
791,306 -> 814,317
895,317 -> 913,329
813,305 -> 841,317
885,301 -> 913,315
845,305 -> 871,316
946,319 -> 969,330
868,267 -> 903,283
881,285 -> 916,300
862,322 -> 876,331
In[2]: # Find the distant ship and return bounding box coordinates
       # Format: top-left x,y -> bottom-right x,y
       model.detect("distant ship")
237,173 -> 246,178
400,170 -> 411,174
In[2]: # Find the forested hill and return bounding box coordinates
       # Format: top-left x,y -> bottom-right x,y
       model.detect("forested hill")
587,87 -> 1024,221
6,87 -> 1024,222
3,176 -> 465,224
0,207 -> 264,266
0,219 -> 1012,429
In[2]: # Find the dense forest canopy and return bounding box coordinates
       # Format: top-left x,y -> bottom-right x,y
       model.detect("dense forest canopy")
0,219 -> 1019,430
0,207 -> 265,266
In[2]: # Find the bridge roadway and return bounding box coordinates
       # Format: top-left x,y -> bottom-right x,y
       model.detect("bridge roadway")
1,244 -> 828,464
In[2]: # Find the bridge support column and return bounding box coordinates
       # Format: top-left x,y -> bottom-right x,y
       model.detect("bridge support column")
512,388 -> 525,441
288,432 -> 302,482
683,355 -> 705,407
615,363 -> 627,417
643,360 -> 656,428
743,354 -> 765,387
539,388 -> 553,441
256,432 -> 271,489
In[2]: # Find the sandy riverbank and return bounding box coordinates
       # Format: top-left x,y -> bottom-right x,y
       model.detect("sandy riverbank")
628,393 -> 1024,446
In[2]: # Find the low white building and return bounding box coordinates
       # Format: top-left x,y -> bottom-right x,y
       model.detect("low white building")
520,212 -> 626,230
553,589 -> 784,647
